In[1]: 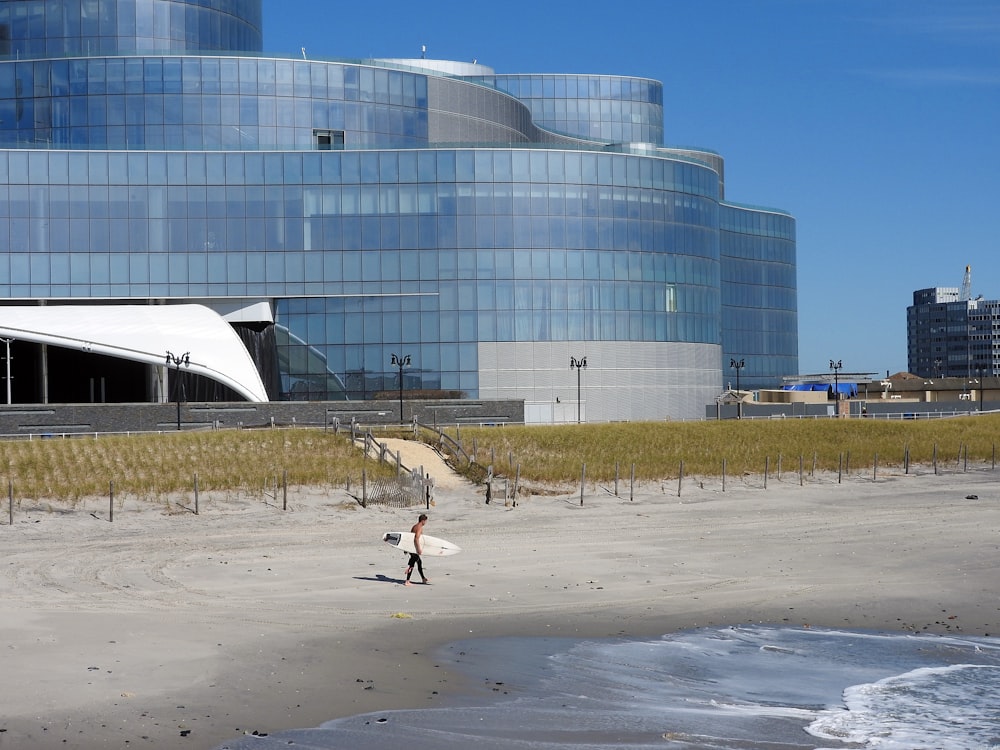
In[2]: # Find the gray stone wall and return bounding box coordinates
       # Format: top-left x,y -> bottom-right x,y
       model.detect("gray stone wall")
0,400 -> 524,437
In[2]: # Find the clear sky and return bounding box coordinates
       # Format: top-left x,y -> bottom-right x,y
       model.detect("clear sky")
262,0 -> 1000,379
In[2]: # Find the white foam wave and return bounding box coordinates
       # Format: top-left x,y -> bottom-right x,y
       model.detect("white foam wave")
808,663 -> 1000,749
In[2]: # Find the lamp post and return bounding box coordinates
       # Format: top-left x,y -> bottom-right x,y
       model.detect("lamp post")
390,353 -> 410,423
976,363 -> 985,411
729,357 -> 745,419
570,356 -> 587,424
165,351 -> 190,431
829,359 -> 843,409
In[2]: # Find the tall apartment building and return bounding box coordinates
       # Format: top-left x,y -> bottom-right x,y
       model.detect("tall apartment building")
0,0 -> 797,421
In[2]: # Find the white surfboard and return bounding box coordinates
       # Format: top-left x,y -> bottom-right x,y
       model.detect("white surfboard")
382,531 -> 461,557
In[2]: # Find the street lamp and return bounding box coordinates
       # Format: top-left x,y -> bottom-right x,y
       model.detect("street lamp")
976,363 -> 985,411
730,358 -> 745,419
165,351 -> 190,431
829,359 -> 843,406
570,356 -> 587,424
390,353 -> 410,423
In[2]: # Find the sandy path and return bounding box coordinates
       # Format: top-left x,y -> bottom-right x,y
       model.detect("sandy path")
374,437 -> 474,491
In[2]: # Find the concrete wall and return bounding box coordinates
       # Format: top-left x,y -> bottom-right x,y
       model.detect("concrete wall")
0,400 -> 524,437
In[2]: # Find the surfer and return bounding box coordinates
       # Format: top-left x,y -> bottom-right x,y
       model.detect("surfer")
404,513 -> 430,586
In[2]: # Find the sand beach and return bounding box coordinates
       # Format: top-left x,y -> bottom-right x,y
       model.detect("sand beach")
0,439 -> 997,748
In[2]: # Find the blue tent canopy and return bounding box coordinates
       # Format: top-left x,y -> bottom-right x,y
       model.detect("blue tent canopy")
783,383 -> 858,396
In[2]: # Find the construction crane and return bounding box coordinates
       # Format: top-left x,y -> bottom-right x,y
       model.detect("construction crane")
960,264 -> 972,302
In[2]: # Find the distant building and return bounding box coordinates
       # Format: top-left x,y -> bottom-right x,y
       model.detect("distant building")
907,287 -> 997,378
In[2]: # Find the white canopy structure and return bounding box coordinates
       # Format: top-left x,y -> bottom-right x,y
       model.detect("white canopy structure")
0,304 -> 268,402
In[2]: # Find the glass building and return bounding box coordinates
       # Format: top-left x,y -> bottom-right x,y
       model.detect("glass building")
0,0 -> 797,421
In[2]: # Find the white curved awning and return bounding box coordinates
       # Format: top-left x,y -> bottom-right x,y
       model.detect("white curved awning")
0,304 -> 268,402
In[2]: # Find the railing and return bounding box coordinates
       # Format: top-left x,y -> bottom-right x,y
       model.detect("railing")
741,410 -> 990,421
413,420 -> 471,467
349,422 -> 434,509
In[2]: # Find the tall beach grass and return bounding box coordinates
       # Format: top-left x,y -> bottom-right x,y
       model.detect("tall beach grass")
448,415 -> 1000,484
0,429 -> 395,506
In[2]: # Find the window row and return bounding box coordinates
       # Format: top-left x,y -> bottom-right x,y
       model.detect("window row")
4,94 -> 429,133
490,75 -> 663,105
721,206 -> 795,241
0,214 -> 720,256
0,149 -> 720,197
0,58 -> 430,108
277,308 -> 720,350
0,249 -> 721,290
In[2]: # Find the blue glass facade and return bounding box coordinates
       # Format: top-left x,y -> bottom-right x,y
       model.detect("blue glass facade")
721,204 -> 797,392
0,0 -> 797,421
486,74 -> 664,144
0,0 -> 263,57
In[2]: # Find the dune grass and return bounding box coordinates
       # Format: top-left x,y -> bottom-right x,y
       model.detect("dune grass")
5,415 -> 998,507
0,429 -> 396,506
447,415 -> 1000,484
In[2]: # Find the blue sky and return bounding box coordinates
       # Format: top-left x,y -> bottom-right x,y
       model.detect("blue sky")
263,0 -> 1000,378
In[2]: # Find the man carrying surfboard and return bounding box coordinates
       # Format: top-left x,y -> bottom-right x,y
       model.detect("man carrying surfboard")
404,513 -> 430,586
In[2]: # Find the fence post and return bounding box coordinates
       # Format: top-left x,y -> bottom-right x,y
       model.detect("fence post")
933,443 -> 938,475
283,469 -> 288,511
614,461 -> 620,497
194,472 -> 199,515
799,454 -> 804,486
777,454 -> 782,480
993,443 -> 996,471
838,452 -> 843,484
630,463 -> 635,501
963,444 -> 968,473
362,468 -> 367,508
580,463 -> 586,506
764,456 -> 769,490
722,458 -> 726,492
109,480 -> 114,523
8,478 -> 12,526
513,464 -> 521,507
904,445 -> 910,474
812,451 -> 817,478
873,453 -> 878,482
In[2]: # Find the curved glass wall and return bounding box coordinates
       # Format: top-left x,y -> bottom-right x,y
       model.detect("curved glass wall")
0,147 -> 722,401
0,0 -> 263,58
487,74 -> 664,145
720,204 -> 797,390
0,57 -> 430,149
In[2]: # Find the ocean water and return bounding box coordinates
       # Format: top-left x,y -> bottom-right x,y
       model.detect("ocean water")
213,626 -> 1000,750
